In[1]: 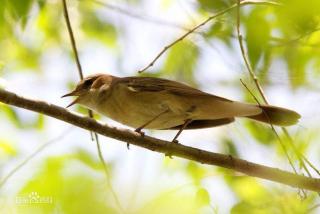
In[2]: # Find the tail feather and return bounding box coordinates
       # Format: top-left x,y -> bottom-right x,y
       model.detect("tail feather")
246,105 -> 301,126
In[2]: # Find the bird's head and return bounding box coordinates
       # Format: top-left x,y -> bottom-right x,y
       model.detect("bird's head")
61,73 -> 115,108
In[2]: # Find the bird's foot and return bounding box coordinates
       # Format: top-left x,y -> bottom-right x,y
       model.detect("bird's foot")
135,128 -> 145,137
172,139 -> 179,144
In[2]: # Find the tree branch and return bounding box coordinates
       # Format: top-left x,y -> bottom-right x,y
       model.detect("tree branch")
0,88 -> 320,192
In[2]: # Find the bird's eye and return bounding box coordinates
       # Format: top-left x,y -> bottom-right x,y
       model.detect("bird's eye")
83,79 -> 94,88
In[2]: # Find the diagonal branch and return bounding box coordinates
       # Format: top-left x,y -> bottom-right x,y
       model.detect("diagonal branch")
1,88 -> 320,192
62,0 -> 84,80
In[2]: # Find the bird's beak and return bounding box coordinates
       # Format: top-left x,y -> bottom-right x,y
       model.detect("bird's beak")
61,90 -> 77,98
61,90 -> 80,108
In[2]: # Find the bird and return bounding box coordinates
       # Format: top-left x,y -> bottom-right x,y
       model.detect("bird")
62,73 -> 301,142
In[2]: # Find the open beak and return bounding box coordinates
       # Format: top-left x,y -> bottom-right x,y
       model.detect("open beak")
61,90 -> 80,108
61,90 -> 77,98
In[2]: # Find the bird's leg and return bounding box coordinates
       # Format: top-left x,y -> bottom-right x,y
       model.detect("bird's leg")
135,109 -> 170,135
130,110 -> 168,150
171,119 -> 192,143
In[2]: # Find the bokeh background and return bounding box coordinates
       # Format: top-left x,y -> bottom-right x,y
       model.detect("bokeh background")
1,0 -> 320,213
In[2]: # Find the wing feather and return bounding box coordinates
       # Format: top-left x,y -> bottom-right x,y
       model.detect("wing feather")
117,76 -> 232,102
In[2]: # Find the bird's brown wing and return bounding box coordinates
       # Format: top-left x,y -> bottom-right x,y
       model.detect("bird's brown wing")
117,76 -> 232,102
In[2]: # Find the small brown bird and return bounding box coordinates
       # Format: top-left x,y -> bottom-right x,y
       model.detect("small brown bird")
62,73 -> 300,142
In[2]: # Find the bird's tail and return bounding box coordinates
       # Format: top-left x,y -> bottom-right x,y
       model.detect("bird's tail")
245,105 -> 301,126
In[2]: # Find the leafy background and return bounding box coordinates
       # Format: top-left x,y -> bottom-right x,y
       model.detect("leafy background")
0,0 -> 320,213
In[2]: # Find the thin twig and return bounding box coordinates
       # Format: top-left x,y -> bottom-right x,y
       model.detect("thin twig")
240,79 -> 307,198
282,127 -> 320,176
236,1 -> 268,103
0,127 -> 73,189
235,0 -> 307,194
236,0 -> 296,171
138,0 -> 281,73
61,0 -> 124,212
239,80 -> 297,172
93,132 -> 124,212
62,0 -> 83,80
235,0 -> 320,198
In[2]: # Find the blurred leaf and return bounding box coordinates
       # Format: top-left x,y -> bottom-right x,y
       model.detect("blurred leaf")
36,4 -> 62,44
231,177 -> 267,201
75,149 -> 106,171
6,0 -> 34,28
162,41 -> 199,85
276,0 -> 320,36
186,162 -> 206,185
137,190 -> 201,214
198,0 -> 231,11
231,190 -> 315,214
195,188 -> 210,207
0,0 -> 7,26
206,19 -> 233,45
0,105 -> 23,128
245,121 -> 275,145
0,37 -> 42,71
284,46 -> 311,88
35,114 -> 45,130
80,6 -> 117,47
246,7 -> 271,69
222,139 -> 238,156
16,154 -> 116,214
257,49 -> 272,83
37,0 -> 47,9
0,139 -> 17,156
0,105 -> 48,130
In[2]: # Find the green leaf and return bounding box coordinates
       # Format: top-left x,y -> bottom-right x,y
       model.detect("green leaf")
162,41 -> 199,85
198,0 -> 231,11
245,121 -> 275,145
228,177 -> 267,201
75,149 -> 107,171
36,4 -> 62,44
6,0 -> 34,28
186,162 -> 206,185
37,0 -> 47,9
222,139 -> 238,156
284,46 -> 310,88
80,9 -> 117,47
0,105 -> 23,128
35,114 -> 45,130
206,20 -> 233,45
0,139 -> 17,156
137,190 -> 201,214
0,0 -> 6,26
276,0 -> 320,36
196,188 -> 210,207
17,155 -> 116,214
246,8 -> 271,69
